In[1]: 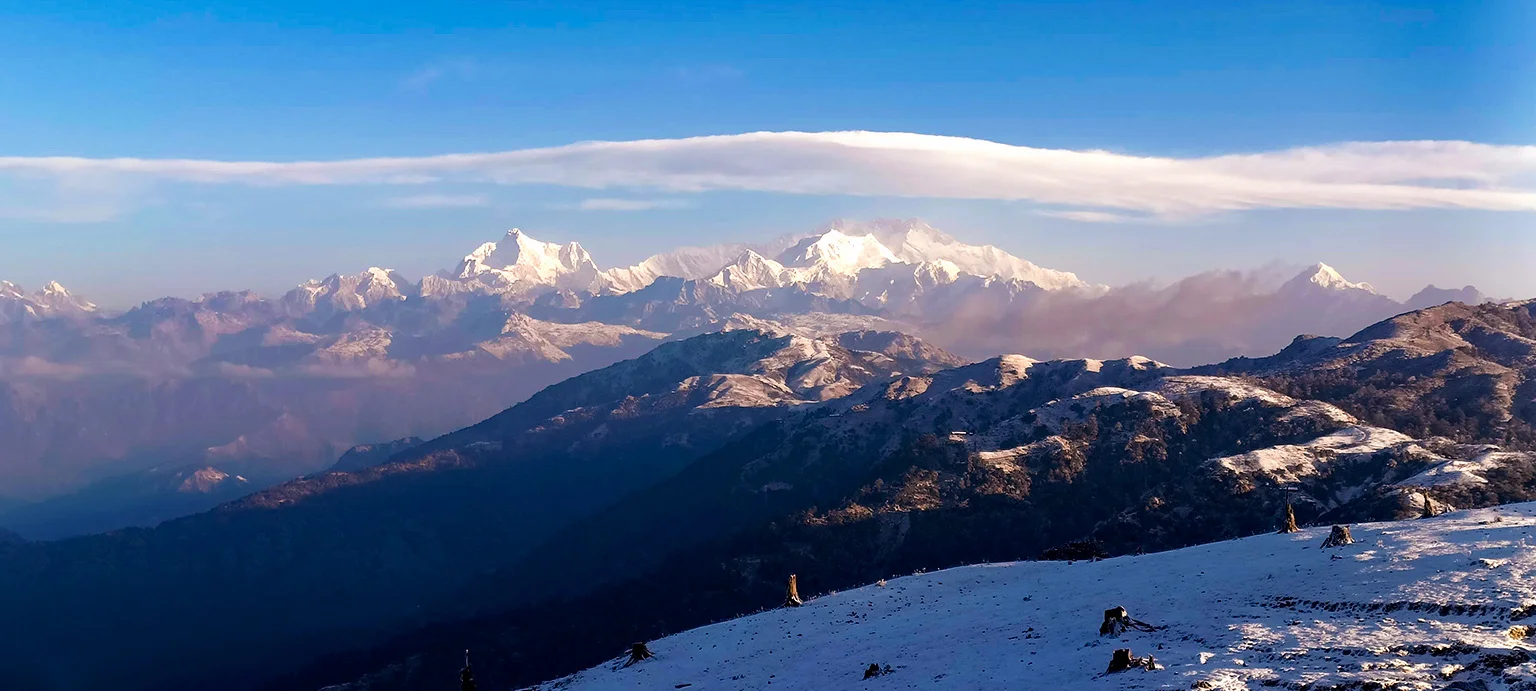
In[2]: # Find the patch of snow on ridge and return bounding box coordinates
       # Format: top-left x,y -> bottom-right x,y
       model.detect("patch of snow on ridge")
1153,375 -> 1298,407
1030,386 -> 1178,433
1214,425 -> 1414,484
548,504 -> 1536,691
1400,449 -> 1530,487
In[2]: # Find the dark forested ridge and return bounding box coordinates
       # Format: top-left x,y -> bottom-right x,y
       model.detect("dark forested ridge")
1202,301 -> 1536,449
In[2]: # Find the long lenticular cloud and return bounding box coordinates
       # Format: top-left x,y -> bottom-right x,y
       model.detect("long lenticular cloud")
2,131 -> 1534,218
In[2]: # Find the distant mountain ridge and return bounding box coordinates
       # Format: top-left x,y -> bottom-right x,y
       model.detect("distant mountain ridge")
0,219 -> 1500,538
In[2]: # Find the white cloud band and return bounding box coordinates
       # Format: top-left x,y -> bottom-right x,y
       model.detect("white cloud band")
2,131 -> 1533,219
383,194 -> 489,209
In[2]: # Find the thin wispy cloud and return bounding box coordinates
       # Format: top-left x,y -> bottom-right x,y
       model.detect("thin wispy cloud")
577,197 -> 695,211
398,59 -> 478,93
3,132 -> 1534,222
1033,209 -> 1157,224
383,193 -> 489,209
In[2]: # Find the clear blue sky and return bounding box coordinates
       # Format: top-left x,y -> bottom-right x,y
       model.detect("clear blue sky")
0,0 -> 1532,306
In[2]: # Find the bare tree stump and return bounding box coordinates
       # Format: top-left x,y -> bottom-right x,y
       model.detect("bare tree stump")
1100,607 -> 1130,636
1321,524 -> 1354,548
783,574 -> 803,607
1105,648 -> 1158,673
1100,606 -> 1157,635
1279,502 -> 1299,533
627,641 -> 655,665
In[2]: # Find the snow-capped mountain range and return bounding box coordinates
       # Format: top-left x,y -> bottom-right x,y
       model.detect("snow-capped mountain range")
1,218 -> 1478,334
0,219 -> 1500,536
407,218 -> 1092,304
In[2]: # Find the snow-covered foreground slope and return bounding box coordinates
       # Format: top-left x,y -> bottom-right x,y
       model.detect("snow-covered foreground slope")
548,505 -> 1536,691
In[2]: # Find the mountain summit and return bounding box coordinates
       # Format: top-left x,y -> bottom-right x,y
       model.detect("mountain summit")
448,228 -> 606,295
1282,262 -> 1378,295
0,280 -> 97,323
695,219 -> 1090,297
837,218 -> 1089,290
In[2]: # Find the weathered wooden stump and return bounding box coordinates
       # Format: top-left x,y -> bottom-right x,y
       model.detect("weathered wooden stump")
627,641 -> 655,665
1099,605 -> 1156,635
1100,607 -> 1130,636
784,574 -> 803,607
1279,502 -> 1299,533
1320,524 -> 1354,548
1105,648 -> 1158,673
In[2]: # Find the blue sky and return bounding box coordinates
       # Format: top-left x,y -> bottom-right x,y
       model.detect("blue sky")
0,0 -> 1532,306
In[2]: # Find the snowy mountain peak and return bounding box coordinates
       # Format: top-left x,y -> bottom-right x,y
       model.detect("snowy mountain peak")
459,229 -> 589,277
282,268 -> 408,315
451,228 -> 604,295
706,250 -> 790,292
602,234 -> 806,295
1288,262 -> 1377,294
825,217 -> 949,249
30,281 -> 96,312
826,217 -> 1088,290
910,258 -> 962,284
429,219 -> 1088,300
775,229 -> 900,275
0,280 -> 97,323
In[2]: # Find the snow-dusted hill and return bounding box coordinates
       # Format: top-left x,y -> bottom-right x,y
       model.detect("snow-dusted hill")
548,504 -> 1536,691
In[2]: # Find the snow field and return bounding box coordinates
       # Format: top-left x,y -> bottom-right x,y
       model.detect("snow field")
549,504 -> 1536,691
